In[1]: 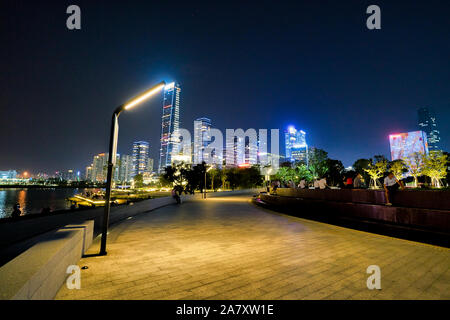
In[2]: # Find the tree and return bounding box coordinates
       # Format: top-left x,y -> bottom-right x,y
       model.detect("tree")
133,174 -> 144,189
324,159 -> 344,186
295,163 -> 313,182
421,151 -> 448,188
364,157 -> 387,189
225,167 -> 240,190
389,159 -> 407,180
308,148 -> 329,179
275,167 -> 296,183
353,158 -> 371,186
405,152 -> 423,188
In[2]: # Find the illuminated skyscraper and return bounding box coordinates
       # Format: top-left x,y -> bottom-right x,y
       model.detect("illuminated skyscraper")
92,153 -> 108,182
133,141 -> 150,176
119,154 -> 134,183
194,117 -> 212,164
159,82 -> 181,172
284,126 -> 308,164
418,107 -> 441,151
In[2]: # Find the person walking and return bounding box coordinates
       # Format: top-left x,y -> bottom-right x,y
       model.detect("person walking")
171,188 -> 181,204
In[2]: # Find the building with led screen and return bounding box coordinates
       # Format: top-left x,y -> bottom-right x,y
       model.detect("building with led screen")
389,131 -> 429,162
158,82 -> 181,173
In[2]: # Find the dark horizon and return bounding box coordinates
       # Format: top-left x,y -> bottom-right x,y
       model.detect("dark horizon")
1,0 -> 449,174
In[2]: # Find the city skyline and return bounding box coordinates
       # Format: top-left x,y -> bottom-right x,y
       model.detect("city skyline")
1,1 -> 449,173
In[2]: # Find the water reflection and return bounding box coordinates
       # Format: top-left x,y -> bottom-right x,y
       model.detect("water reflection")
0,190 -> 6,219
0,188 -> 94,218
17,189 -> 26,217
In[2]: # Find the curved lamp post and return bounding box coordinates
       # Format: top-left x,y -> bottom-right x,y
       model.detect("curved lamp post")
99,81 -> 166,255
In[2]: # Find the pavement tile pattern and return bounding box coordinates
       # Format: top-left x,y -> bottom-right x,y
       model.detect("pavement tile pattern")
56,195 -> 450,300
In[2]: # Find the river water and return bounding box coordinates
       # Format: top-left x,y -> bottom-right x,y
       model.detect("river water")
0,188 -> 98,219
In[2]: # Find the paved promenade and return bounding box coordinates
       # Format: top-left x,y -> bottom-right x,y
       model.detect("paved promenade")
56,195 -> 449,300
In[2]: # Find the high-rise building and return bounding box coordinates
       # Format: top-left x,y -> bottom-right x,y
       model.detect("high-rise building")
87,153 -> 119,182
418,107 -> 441,151
146,158 -> 154,173
194,117 -> 212,164
119,154 -> 134,183
285,126 -> 308,164
225,136 -> 244,168
85,166 -> 93,181
92,153 -> 108,182
0,170 -> 17,180
159,82 -> 181,173
389,131 -> 429,162
132,141 -> 150,176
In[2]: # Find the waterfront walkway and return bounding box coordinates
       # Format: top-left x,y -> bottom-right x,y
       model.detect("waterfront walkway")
56,195 -> 449,300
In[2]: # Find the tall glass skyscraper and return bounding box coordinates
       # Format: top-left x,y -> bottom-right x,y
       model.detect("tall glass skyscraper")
194,117 -> 212,164
418,107 -> 441,151
285,126 -> 308,164
158,82 -> 181,173
132,141 -> 150,176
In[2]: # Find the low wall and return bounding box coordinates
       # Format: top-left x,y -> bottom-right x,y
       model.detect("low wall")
0,220 -> 94,300
259,192 -> 450,237
0,196 -> 177,250
274,188 -> 450,211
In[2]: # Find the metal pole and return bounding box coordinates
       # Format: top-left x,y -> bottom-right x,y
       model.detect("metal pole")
204,170 -> 207,199
100,109 -> 121,255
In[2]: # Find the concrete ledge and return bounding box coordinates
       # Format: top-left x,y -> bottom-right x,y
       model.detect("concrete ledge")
0,196 -> 178,249
62,220 -> 94,255
0,228 -> 83,300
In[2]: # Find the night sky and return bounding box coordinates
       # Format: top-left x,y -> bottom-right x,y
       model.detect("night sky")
1,0 -> 449,174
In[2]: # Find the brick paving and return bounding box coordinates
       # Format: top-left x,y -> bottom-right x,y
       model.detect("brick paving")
56,195 -> 450,300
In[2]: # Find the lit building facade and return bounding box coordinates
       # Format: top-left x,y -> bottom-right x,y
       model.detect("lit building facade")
194,117 -> 212,164
159,82 -> 181,172
86,153 -> 119,182
132,141 -> 150,176
0,170 -> 17,180
119,154 -> 134,183
389,131 -> 429,162
285,126 -> 308,164
92,153 -> 108,182
418,107 -> 441,151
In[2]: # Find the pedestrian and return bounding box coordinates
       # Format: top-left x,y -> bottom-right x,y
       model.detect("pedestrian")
353,173 -> 365,189
288,180 -> 295,188
318,177 -> 329,189
298,179 -> 306,189
383,172 -> 405,206
11,204 -> 21,218
171,188 -> 181,204
313,179 -> 320,189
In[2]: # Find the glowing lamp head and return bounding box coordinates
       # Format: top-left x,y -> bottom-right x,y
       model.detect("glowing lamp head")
123,82 -> 166,110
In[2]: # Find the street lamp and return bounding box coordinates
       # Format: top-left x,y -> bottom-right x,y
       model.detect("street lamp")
99,81 -> 166,255
204,166 -> 213,199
